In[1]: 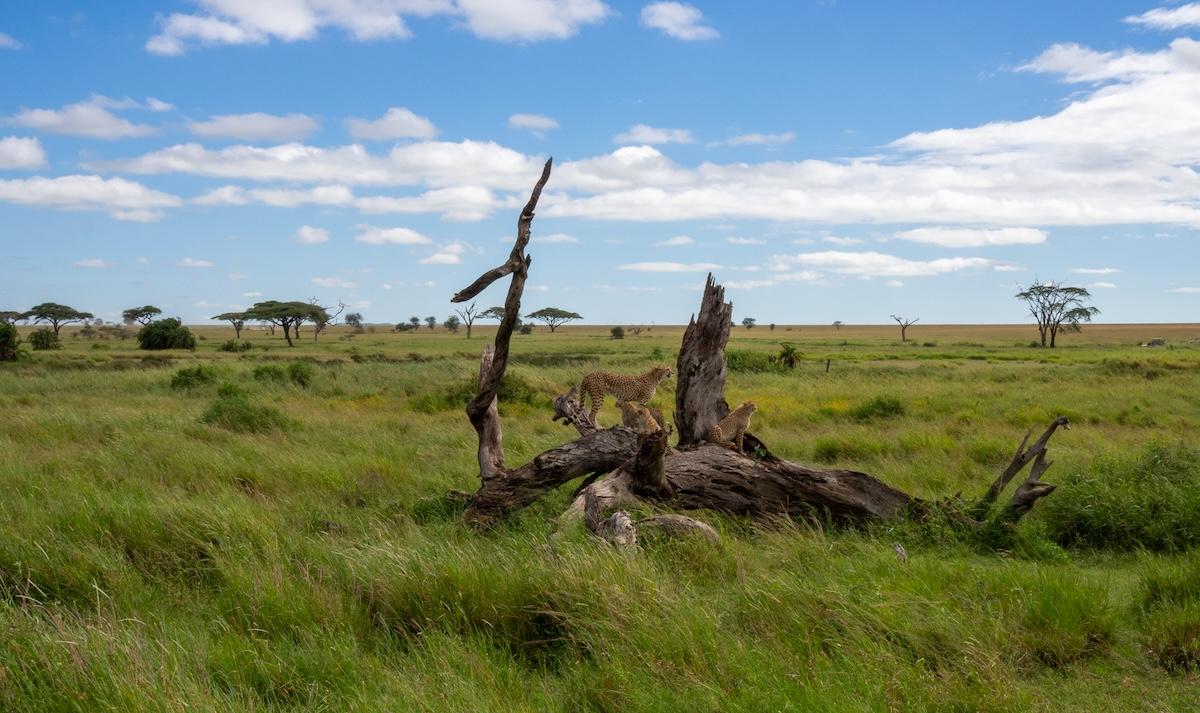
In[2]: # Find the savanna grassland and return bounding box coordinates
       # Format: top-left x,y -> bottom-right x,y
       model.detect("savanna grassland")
2,320 -> 1200,712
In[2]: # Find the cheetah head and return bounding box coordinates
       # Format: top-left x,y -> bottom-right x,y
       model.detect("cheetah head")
652,365 -> 673,381
739,400 -> 758,414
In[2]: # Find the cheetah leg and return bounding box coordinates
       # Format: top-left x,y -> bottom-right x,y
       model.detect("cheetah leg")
735,430 -> 745,453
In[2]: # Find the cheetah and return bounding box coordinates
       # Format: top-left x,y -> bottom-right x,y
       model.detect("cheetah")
579,365 -> 672,423
617,400 -> 662,435
706,400 -> 758,453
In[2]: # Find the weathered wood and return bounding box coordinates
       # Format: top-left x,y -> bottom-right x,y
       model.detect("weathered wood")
977,416 -> 1069,511
637,514 -> 722,544
675,274 -> 733,446
474,345 -> 504,482
629,429 -> 672,498
584,491 -> 637,548
552,385 -> 597,436
1000,450 -> 1058,522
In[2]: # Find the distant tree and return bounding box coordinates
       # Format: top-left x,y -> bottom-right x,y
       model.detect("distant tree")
1016,280 -> 1100,348
0,322 -> 20,361
345,312 -> 364,331
526,307 -> 582,333
778,342 -> 801,369
742,317 -> 757,330
309,299 -> 345,342
455,301 -> 481,338
24,303 -> 93,336
409,316 -> 421,329
611,325 -> 625,339
890,314 -> 919,342
425,316 -> 437,330
480,306 -> 507,321
245,301 -> 315,347
833,320 -> 844,331
0,310 -> 23,325
213,311 -> 249,339
769,323 -> 776,331
443,315 -> 461,333
137,318 -> 195,350
28,329 -> 60,351
122,305 -> 162,326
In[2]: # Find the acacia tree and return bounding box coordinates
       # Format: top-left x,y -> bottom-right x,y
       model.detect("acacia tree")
742,317 -> 756,330
455,301 -> 481,338
309,299 -> 345,342
444,315 -> 461,333
213,311 -> 249,339
1016,281 -> 1100,348
833,320 -> 844,331
24,303 -> 93,336
0,310 -> 22,324
890,314 -> 919,342
409,316 -> 421,329
245,301 -> 314,347
122,305 -> 162,325
526,307 -> 582,333
425,316 -> 437,330
345,313 -> 364,331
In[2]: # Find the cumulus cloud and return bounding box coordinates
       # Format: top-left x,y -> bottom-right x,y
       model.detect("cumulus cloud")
718,131 -> 794,147
0,32 -> 22,50
618,261 -> 721,272
1168,286 -> 1200,293
640,2 -> 718,40
769,251 -> 995,278
508,113 -> 559,133
420,241 -> 470,265
354,225 -> 432,245
189,112 -> 320,141
1088,281 -> 1117,289
196,184 -> 355,208
346,107 -> 437,140
4,96 -> 157,139
178,257 -> 215,268
1124,3 -> 1200,30
655,235 -> 694,246
355,185 -> 497,221
294,225 -> 330,244
0,175 -> 180,221
312,276 -> 356,288
0,136 -> 46,169
614,124 -> 693,145
73,258 -> 112,268
147,0 -> 612,54
534,232 -> 579,243
823,236 -> 864,246
886,280 -> 904,288
893,227 -> 1047,248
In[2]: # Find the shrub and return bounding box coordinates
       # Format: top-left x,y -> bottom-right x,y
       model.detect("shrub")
218,339 -> 251,353
170,365 -> 218,389
649,346 -> 666,361
726,349 -> 780,373
28,328 -> 60,351
0,322 -> 20,361
412,371 -> 540,413
287,361 -> 314,387
200,389 -> 289,433
1040,442 -> 1200,551
253,364 -> 287,382
849,396 -> 905,422
518,324 -> 533,335
610,325 -> 625,339
138,318 -> 196,351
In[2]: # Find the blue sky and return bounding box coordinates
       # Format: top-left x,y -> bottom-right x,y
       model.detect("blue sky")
1,1 -> 1198,325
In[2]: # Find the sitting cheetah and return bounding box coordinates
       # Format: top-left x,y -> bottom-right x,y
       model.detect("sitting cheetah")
617,400 -> 662,435
579,365 -> 672,423
706,400 -> 758,453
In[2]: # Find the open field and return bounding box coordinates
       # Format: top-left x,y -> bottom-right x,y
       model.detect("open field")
3,323 -> 1200,711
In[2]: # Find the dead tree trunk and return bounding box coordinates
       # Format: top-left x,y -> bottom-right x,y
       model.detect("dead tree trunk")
453,164 -> 1068,537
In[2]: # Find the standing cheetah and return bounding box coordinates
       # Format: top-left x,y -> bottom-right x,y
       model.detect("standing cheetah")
579,365 -> 672,423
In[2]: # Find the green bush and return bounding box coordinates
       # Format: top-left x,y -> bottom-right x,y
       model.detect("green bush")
411,371 -> 540,413
0,323 -> 20,361
610,325 -> 625,339
28,328 -> 60,351
518,324 -> 533,335
849,396 -> 905,421
170,365 -> 218,389
218,339 -> 251,353
138,318 -> 196,350
1040,442 -> 1200,551
726,349 -> 781,373
253,364 -> 287,382
287,361 -> 314,387
200,389 -> 289,433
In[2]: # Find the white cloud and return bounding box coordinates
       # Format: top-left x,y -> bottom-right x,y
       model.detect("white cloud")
420,241 -> 470,265
769,251 -> 995,278
147,0 -> 611,53
1069,267 -> 1120,275
724,279 -> 775,290
1168,286 -> 1200,293
189,112 -> 319,141
534,232 -> 579,243
0,136 -> 46,169
508,113 -> 559,133
179,257 -> 215,268
0,175 -> 180,221
655,235 -> 694,246
312,276 -> 356,288
719,131 -> 794,147
886,280 -> 904,288
355,185 -> 497,221
894,227 -> 1047,248
196,184 -> 355,208
0,32 -> 22,49
823,236 -> 864,246
614,124 -> 693,145
1125,3 -> 1200,30
295,225 -> 330,244
618,261 -> 721,272
1088,281 -> 1117,289
347,107 -> 437,140
354,225 -> 432,245
727,236 -> 765,245
640,2 -> 718,40
73,258 -> 112,268
5,96 -> 156,139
